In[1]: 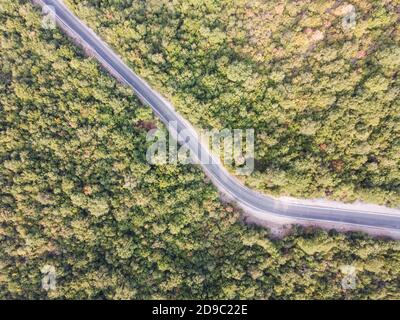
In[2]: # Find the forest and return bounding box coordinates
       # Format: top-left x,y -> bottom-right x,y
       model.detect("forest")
64,0 -> 400,206
0,1 -> 400,299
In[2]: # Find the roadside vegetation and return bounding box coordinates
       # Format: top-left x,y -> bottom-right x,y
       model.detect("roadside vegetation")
1,1 -> 400,299
64,0 -> 400,206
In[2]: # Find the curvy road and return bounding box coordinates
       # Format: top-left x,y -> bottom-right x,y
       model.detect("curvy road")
35,0 -> 400,235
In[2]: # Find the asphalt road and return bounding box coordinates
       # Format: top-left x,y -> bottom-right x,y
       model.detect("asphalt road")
37,0 -> 400,234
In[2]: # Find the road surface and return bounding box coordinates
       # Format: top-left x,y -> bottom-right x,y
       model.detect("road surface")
34,0 -> 400,236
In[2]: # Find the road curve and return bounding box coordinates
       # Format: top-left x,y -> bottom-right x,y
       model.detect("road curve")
35,0 -> 400,235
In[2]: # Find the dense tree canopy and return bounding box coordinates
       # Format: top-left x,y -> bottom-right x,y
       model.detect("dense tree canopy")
65,0 -> 400,206
0,1 -> 399,299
